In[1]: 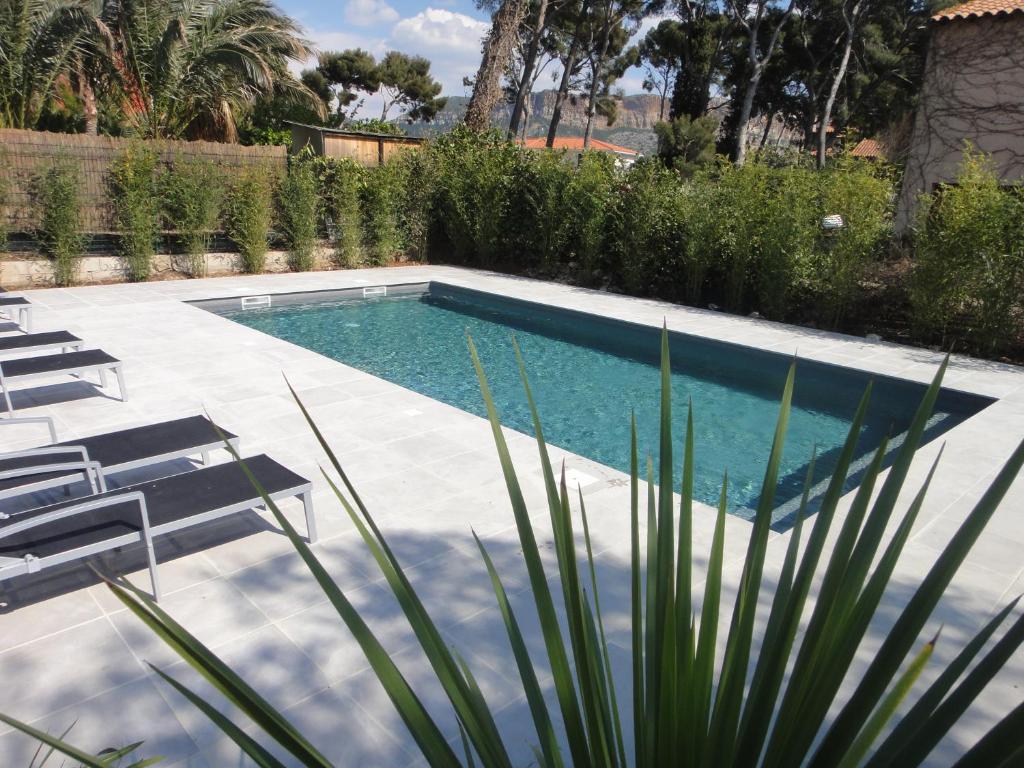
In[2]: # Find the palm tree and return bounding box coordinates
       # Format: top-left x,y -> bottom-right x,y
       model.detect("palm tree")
0,0 -> 108,129
98,0 -> 321,141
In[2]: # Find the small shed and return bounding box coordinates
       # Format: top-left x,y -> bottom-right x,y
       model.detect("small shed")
287,122 -> 424,166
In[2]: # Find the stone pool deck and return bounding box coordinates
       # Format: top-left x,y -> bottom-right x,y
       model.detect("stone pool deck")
1,265 -> 1022,766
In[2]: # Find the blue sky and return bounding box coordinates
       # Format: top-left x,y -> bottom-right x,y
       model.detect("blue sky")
277,0 -> 658,113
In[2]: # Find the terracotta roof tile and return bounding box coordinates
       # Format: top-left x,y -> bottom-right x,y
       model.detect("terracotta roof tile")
520,136 -> 639,155
932,0 -> 1024,22
850,138 -> 887,158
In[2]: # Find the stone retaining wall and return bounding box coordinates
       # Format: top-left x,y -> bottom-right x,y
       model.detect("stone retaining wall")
0,247 -> 338,288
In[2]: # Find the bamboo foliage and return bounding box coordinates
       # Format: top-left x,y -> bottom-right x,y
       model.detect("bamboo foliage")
3,329 -> 1023,767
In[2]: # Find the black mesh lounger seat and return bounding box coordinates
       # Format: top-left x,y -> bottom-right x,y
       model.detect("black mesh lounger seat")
0,415 -> 240,501
0,454 -> 316,600
0,331 -> 83,356
0,349 -> 126,414
0,296 -> 32,333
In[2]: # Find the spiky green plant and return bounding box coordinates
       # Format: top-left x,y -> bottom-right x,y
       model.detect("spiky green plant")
4,330 -> 1024,767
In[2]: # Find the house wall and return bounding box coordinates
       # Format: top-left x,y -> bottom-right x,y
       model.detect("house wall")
895,14 -> 1024,231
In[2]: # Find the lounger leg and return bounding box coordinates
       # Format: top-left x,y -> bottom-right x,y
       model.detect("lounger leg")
99,368 -> 108,388
1,380 -> 13,415
114,365 -> 128,401
302,490 -> 318,544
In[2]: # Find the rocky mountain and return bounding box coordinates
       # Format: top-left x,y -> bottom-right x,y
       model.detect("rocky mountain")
400,89 -> 666,154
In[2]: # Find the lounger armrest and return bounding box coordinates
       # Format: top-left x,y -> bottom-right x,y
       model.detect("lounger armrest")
0,415 -> 58,442
0,491 -> 147,540
1,446 -> 90,463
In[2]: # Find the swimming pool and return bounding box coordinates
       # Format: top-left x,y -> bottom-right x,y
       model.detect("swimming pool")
204,283 -> 992,526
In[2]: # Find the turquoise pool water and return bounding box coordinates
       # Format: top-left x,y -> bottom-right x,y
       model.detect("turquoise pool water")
217,285 -> 990,525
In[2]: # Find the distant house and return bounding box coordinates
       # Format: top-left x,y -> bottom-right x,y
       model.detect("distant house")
519,136 -> 641,167
287,122 -> 424,167
849,138 -> 889,161
895,0 -> 1024,230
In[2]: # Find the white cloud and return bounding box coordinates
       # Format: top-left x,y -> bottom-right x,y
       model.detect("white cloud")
390,9 -> 488,56
343,0 -> 399,27
388,9 -> 489,94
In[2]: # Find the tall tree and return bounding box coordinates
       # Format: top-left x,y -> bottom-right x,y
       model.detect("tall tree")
377,51 -> 447,121
631,18 -> 686,121
0,0 -> 109,130
316,48 -> 381,122
726,0 -> 796,164
815,0 -> 868,167
99,0 -> 319,141
507,0 -> 554,139
669,0 -> 731,120
545,0 -> 591,146
465,0 -> 529,130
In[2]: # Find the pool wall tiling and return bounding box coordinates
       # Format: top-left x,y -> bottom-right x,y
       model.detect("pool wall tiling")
195,282 -> 993,527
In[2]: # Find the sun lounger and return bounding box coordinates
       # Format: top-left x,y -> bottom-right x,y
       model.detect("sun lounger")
0,297 -> 32,333
0,415 -> 240,501
0,349 -> 126,414
0,331 -> 83,357
0,455 -> 315,599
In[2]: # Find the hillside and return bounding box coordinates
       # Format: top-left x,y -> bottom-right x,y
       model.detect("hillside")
400,89 -> 665,154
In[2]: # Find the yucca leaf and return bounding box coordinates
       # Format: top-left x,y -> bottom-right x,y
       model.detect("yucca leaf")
814,435 -> 1024,762
579,487 -> 628,766
0,713 -> 115,768
704,358 -> 795,767
836,636 -> 936,768
467,337 -> 590,766
474,531 -> 564,768
873,602 -> 1024,767
691,473 -> 729,767
284,380 -> 510,766
733,450 -> 814,764
149,665 -> 285,768
782,444 -> 941,764
27,719 -> 76,768
951,699 -> 1024,768
106,574 -> 330,767
629,413 -> 646,766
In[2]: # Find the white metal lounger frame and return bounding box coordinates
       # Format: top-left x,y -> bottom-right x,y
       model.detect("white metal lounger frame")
0,432 -> 242,501
0,357 -> 126,414
0,303 -> 32,333
0,415 -> 58,441
0,446 -> 107,500
0,337 -> 83,357
0,478 -> 315,600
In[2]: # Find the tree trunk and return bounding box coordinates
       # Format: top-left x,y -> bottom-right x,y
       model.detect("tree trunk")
465,0 -> 530,131
508,0 -> 550,139
732,68 -> 760,166
817,0 -> 863,169
546,0 -> 589,147
758,106 -> 777,151
583,14 -> 613,149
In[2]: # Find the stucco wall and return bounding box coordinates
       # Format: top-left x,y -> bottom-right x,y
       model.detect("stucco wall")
895,14 -> 1024,231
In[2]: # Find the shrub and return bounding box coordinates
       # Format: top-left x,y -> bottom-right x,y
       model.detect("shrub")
811,160 -> 894,327
109,143 -> 160,282
361,159 -> 407,266
316,157 -> 364,268
224,166 -> 275,274
911,150 -> 1024,353
654,114 -> 717,176
513,147 -> 575,272
394,147 -> 435,262
33,160 -> 85,287
278,158 -> 320,272
9,333 -> 1024,768
567,151 -> 616,281
162,158 -> 221,277
429,127 -> 521,266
